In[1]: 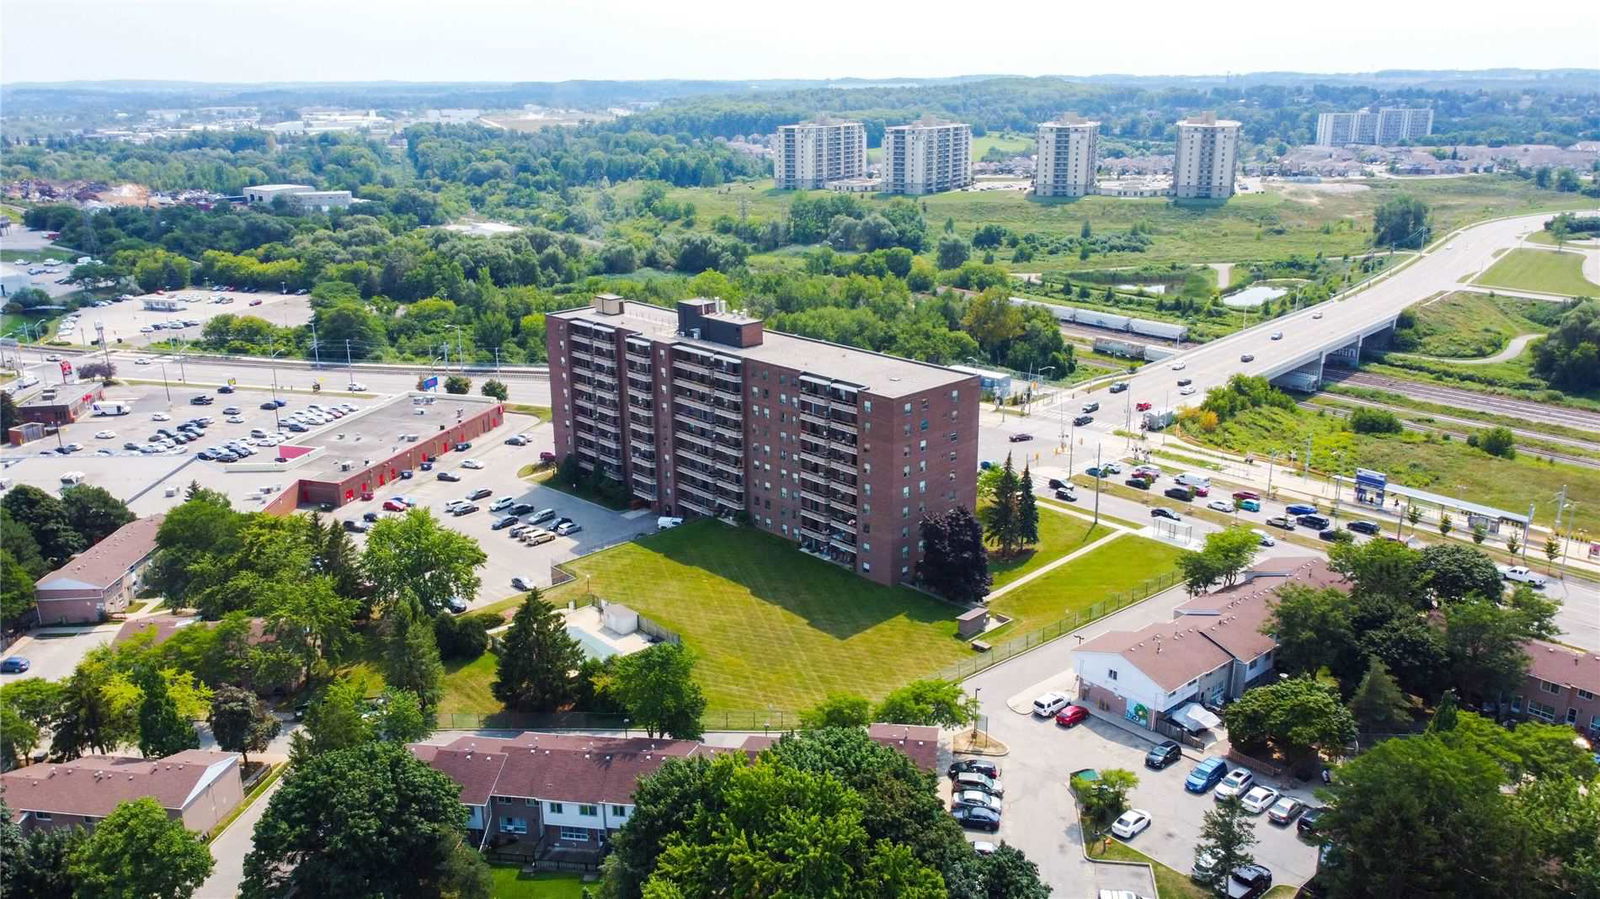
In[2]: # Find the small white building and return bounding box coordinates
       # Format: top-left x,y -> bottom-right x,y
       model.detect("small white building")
243,184 -> 355,211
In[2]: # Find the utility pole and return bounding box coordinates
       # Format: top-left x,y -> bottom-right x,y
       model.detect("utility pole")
310,320 -> 321,369
455,326 -> 463,372
494,346 -> 501,377
345,338 -> 353,369
1525,503 -> 1535,561
1302,435 -> 1312,478
1092,444 -> 1102,528
1266,451 -> 1276,497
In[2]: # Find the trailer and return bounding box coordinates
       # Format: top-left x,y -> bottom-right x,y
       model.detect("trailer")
1141,408 -> 1178,431
1128,318 -> 1188,342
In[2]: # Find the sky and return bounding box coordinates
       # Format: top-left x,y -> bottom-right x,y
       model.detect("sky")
3,0 -> 1598,85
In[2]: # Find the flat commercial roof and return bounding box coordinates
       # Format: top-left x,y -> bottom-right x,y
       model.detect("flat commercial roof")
1333,476 -> 1530,525
553,302 -> 974,398
292,394 -> 498,482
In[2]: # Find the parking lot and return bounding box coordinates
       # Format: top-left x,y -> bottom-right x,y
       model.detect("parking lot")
977,709 -> 1322,892
328,431 -> 659,609
54,288 -> 313,349
0,623 -> 121,685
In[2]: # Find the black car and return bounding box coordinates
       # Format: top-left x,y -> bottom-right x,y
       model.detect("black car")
1073,415 -> 1093,426
1151,507 -> 1182,521
1125,476 -> 1152,490
1228,865 -> 1273,899
1054,488 -> 1076,502
437,471 -> 462,482
451,503 -> 479,516
1047,478 -> 1065,490
453,442 -> 472,452
1346,520 -> 1380,535
1296,806 -> 1326,836
399,470 -> 414,479
1318,529 -> 1341,542
285,422 -> 307,432
342,519 -> 369,533
189,395 -> 213,405
467,488 -> 493,500
260,401 -> 278,410
491,515 -> 519,530
1297,514 -> 1331,530
951,805 -> 1001,833
217,385 -> 235,394
419,460 -> 434,471
1176,377 -> 1193,387
1109,382 -> 1128,393
1164,486 -> 1194,502
1007,433 -> 1034,443
362,511 -> 381,523
947,759 -> 1001,780
1145,740 -> 1183,770
510,503 -> 536,516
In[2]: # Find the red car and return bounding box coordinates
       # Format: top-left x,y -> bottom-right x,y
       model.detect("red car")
1232,490 -> 1260,501
1055,705 -> 1089,728
249,299 -> 263,306
382,499 -> 407,512
1193,485 -> 1210,497
1136,401 -> 1153,412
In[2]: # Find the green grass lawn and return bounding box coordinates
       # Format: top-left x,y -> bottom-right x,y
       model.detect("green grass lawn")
1401,291 -> 1551,358
1475,248 -> 1600,296
488,866 -> 588,898
987,535 -> 1185,636
988,505 -> 1107,588
439,651 -> 501,716
972,133 -> 1034,159
538,521 -> 972,714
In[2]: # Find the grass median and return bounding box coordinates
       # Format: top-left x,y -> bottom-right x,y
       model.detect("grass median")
1475,248 -> 1600,296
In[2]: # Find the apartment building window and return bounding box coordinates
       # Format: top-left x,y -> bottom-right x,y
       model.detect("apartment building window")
920,419 -> 929,431
862,543 -> 871,553
903,403 -> 912,414
612,805 -> 628,817
921,398 -> 929,410
901,505 -> 909,519
559,827 -> 590,842
501,817 -> 528,834
919,460 -> 926,472
1528,699 -> 1557,722
901,487 -> 910,499
863,400 -> 872,412
901,526 -> 909,538
919,439 -> 927,452
902,465 -> 910,478
1580,689 -> 1596,701
780,487 -> 789,499
1108,670 -> 1118,681
900,546 -> 909,559
1540,681 -> 1562,695
579,804 -> 598,817
548,803 -> 564,814
918,480 -> 926,494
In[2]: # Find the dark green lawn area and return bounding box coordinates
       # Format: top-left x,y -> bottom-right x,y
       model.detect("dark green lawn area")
488,866 -> 588,898
540,521 -> 971,715
987,504 -> 1108,588
987,535 -> 1185,636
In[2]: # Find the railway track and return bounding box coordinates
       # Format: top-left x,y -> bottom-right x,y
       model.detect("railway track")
1326,370 -> 1600,433
1303,399 -> 1600,470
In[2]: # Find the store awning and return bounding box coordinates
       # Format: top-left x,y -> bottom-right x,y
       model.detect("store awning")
1173,703 -> 1222,732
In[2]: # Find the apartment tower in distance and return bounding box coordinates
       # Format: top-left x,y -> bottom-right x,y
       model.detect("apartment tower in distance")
880,118 -> 973,195
772,119 -> 868,190
547,294 -> 979,587
1033,115 -> 1100,198
1315,107 -> 1434,147
1171,113 -> 1241,199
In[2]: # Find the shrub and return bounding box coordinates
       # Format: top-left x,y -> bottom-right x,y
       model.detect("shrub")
1349,407 -> 1402,434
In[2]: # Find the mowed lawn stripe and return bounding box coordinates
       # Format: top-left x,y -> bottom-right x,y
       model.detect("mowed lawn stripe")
987,535 -> 1186,635
545,522 -> 968,714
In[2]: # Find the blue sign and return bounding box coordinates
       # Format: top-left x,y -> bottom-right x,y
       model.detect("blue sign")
419,376 -> 439,391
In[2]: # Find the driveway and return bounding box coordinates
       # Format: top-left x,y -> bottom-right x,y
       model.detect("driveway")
196,776 -> 282,899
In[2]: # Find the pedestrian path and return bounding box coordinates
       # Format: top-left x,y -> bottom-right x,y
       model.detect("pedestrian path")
985,530 -> 1129,601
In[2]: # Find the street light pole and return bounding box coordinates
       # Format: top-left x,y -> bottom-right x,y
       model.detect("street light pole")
1092,444 -> 1103,528
157,362 -> 171,402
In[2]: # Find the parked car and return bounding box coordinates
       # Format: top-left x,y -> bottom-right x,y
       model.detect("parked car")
453,442 -> 472,451
1266,515 -> 1296,530
1214,768 -> 1256,800
1267,796 -> 1306,824
491,515 -> 519,530
461,459 -> 485,470
554,521 -> 582,536
953,771 -> 1004,797
1296,806 -> 1326,835
511,576 -> 535,591
1185,757 -> 1229,793
0,657 -> 31,674
445,596 -> 469,614
1240,785 -> 1280,814
342,519 -> 369,533
523,528 -> 555,545
1227,864 -> 1273,899
437,471 -> 462,482
1145,740 -> 1183,770
1111,809 -> 1152,839
529,508 -> 557,524
451,503 -> 479,516
952,789 -> 1003,813
467,488 -> 493,500
1124,476 -> 1152,490
1055,704 -> 1089,728
1151,507 -> 1182,521
952,805 -> 1000,833
489,497 -> 514,512
1032,692 -> 1071,718
509,502 -> 536,516
948,759 -> 1001,780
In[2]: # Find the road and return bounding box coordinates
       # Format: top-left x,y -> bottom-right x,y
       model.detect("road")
1088,212 -> 1589,411
1397,332 -> 1543,366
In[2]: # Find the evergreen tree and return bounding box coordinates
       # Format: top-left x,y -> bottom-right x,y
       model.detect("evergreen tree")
1196,796 -> 1258,895
1428,689 -> 1460,733
136,667 -> 198,759
491,589 -> 584,712
381,596 -> 443,709
1017,464 -> 1039,546
985,454 -> 1020,557
1349,657 -> 1411,734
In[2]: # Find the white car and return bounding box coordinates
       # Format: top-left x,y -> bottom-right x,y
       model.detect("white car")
1031,691 -> 1071,718
1179,385 -> 1197,395
1111,809 -> 1152,839
953,789 -> 1002,812
226,416 -> 245,424
1312,311 -> 1323,319
1170,361 -> 1187,371
510,575 -> 536,591
94,430 -> 117,439
461,459 -> 485,470
489,497 -> 514,512
1214,768 -> 1255,800
1206,500 -> 1234,513
1240,785 -> 1280,814
151,412 -> 171,421
1252,529 -> 1276,547
348,383 -> 368,392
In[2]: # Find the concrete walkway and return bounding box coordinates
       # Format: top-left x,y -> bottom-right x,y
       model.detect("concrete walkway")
1399,332 -> 1542,365
196,768 -> 284,899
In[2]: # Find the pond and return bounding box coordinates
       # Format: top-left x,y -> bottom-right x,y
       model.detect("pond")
1115,283 -> 1167,294
1222,284 -> 1289,308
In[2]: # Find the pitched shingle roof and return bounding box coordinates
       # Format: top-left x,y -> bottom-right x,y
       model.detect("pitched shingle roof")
0,749 -> 237,819
422,734 -> 702,806
1525,639 -> 1600,696
35,515 -> 164,592
1078,621 -> 1236,692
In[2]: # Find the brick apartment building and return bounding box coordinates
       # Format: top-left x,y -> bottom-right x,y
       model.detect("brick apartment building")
1509,639 -> 1600,738
546,295 -> 979,587
0,749 -> 243,837
33,514 -> 164,624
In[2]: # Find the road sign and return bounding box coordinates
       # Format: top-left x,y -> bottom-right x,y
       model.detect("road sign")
419,376 -> 439,391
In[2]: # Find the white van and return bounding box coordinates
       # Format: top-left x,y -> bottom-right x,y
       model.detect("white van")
60,471 -> 87,486
1176,472 -> 1211,489
658,516 -> 684,530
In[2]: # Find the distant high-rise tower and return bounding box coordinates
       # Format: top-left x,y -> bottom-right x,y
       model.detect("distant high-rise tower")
1171,113 -> 1240,200
771,120 -> 867,190
1315,108 -> 1433,146
880,118 -> 972,195
1033,115 -> 1100,198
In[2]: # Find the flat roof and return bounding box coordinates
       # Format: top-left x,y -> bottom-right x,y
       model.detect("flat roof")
287,393 -> 499,483
1332,476 -> 1529,525
246,183 -> 312,191
553,301 -> 974,398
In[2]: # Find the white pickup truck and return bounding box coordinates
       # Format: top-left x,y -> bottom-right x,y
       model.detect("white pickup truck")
1499,565 -> 1548,589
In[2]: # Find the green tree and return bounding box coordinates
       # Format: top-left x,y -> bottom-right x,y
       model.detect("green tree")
0,703 -> 39,769
0,804 -> 84,897
1438,513 -> 1454,538
146,489 -> 244,603
491,590 -> 584,712
611,643 -> 707,740
0,548 -> 37,628
1441,595 -> 1554,703
1373,195 -> 1430,249
371,688 -> 431,744
873,678 -> 973,728
479,378 -> 508,401
1349,407 -> 1402,434
0,390 -> 18,435
263,575 -> 355,686
443,375 -> 471,394
1406,504 -> 1422,534
1349,657 -> 1412,733
1073,768 -> 1139,831
361,507 -> 486,616
1329,537 -> 1422,607
68,797 -> 213,899
1179,526 -> 1262,595
1544,536 -> 1561,567
243,742 -> 483,899
984,454 -> 1022,557
53,659 -> 128,758
381,596 -> 443,709
1416,543 -> 1503,604
1223,677 -> 1355,763
287,677 -> 372,763
936,234 -> 970,270
1195,796 -> 1258,895
207,684 -> 280,766
1476,426 -> 1516,459
916,506 -> 991,602
1,484 -> 84,567
1017,464 -> 1039,547
136,665 -> 199,758
799,692 -> 872,730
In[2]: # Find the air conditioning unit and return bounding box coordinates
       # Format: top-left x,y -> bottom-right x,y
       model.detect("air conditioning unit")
338,460 -> 353,472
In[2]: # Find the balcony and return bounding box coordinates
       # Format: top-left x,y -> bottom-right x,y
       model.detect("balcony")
829,494 -> 857,514
673,357 -> 711,377
799,524 -> 832,544
829,533 -> 858,551
713,420 -> 743,442
678,494 -> 714,516
675,442 -> 714,466
631,483 -> 658,502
